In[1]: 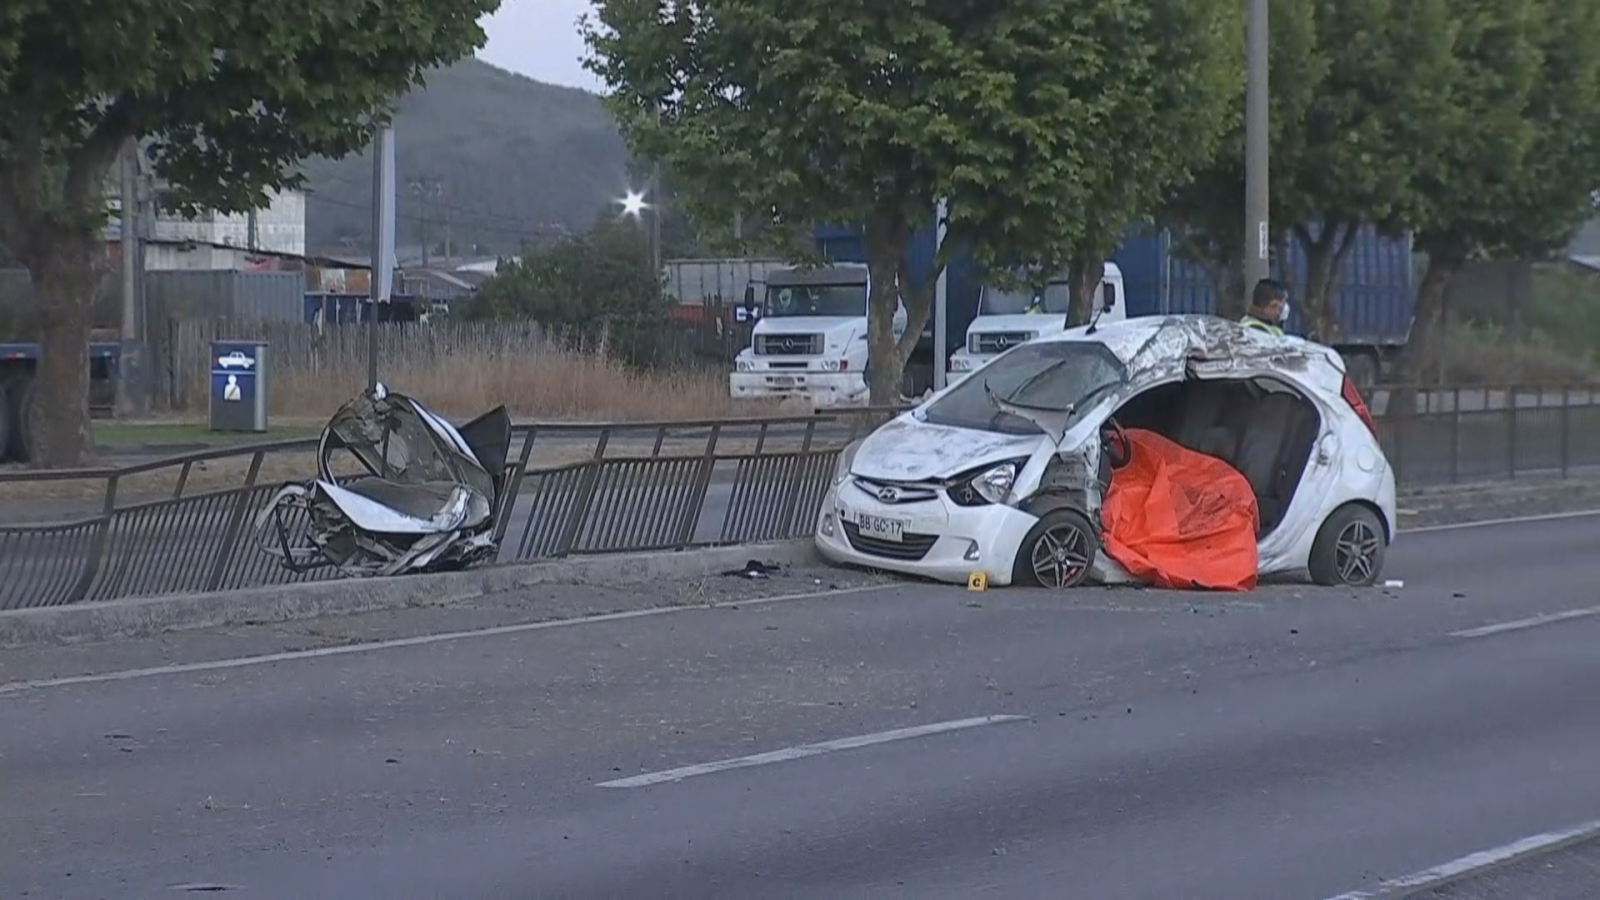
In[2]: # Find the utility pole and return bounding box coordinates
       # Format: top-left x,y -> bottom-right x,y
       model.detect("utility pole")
408,178 -> 442,265
115,141 -> 149,418
367,126 -> 397,391
648,163 -> 662,274
1244,0 -> 1271,303
246,208 -> 258,251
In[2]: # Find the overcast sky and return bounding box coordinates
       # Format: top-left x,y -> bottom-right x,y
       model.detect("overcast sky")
478,0 -> 602,92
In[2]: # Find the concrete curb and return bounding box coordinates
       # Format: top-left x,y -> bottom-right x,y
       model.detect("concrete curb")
0,540 -> 820,648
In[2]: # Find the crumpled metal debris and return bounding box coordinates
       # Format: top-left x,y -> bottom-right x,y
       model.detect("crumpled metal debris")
254,384 -> 512,578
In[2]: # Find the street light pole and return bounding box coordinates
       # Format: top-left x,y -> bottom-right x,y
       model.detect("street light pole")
1244,0 -> 1270,302
366,125 -> 396,392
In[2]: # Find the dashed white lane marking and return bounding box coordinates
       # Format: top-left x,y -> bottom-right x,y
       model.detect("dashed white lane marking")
1449,604 -> 1600,639
0,584 -> 887,696
596,715 -> 1029,789
1321,817 -> 1600,899
1403,508 -> 1600,533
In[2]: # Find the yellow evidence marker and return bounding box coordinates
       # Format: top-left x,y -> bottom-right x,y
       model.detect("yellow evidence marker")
967,571 -> 988,591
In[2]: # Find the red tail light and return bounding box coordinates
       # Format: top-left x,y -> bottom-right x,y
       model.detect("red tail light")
1341,375 -> 1377,437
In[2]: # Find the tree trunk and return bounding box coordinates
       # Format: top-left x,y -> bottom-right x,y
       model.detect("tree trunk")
1293,221 -> 1358,342
863,212 -> 907,405
25,232 -> 102,468
1067,256 -> 1107,326
1387,254 -> 1458,417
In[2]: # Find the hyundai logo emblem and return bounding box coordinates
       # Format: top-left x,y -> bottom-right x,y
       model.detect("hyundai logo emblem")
876,485 -> 900,502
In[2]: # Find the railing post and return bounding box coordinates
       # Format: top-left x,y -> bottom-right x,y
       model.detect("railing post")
772,420 -> 818,539
1506,387 -> 1518,479
67,472 -> 120,603
205,450 -> 267,591
1559,386 -> 1571,478
553,427 -> 610,557
672,423 -> 723,549
493,426 -> 539,546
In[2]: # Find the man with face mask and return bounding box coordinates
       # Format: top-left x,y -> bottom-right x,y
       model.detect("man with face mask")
1240,278 -> 1289,336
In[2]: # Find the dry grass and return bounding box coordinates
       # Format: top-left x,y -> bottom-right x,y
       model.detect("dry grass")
1418,319 -> 1600,385
168,319 -> 793,422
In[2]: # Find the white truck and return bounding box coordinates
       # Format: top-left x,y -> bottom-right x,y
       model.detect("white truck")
729,264 -> 905,407
945,262 -> 1127,387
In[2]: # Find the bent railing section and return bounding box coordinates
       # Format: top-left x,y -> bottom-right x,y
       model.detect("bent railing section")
2,389 -> 1599,612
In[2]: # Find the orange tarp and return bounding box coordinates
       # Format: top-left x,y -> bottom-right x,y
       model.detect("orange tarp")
1100,428 -> 1260,591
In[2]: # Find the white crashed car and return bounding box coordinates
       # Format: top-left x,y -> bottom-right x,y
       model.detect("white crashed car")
814,315 -> 1396,588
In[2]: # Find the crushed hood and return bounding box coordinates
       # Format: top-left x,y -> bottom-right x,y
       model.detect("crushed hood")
849,415 -> 1048,482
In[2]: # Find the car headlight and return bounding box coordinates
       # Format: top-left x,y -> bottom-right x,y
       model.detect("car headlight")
950,357 -> 972,372
832,439 -> 863,486
948,459 -> 1025,506
736,359 -> 752,372
820,359 -> 841,371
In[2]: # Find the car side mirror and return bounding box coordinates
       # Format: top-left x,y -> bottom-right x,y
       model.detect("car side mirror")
742,285 -> 756,313
1101,283 -> 1118,312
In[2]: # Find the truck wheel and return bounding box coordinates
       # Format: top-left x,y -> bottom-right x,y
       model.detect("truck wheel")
0,383 -> 12,464
12,377 -> 39,465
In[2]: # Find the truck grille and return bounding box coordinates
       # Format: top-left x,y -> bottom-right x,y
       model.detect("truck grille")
971,332 -> 1033,355
841,522 -> 938,560
754,333 -> 824,355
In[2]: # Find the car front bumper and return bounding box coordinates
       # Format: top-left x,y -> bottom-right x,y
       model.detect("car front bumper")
812,476 -> 1042,586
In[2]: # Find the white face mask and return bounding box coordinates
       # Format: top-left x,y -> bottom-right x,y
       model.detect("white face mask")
1278,302 -> 1291,323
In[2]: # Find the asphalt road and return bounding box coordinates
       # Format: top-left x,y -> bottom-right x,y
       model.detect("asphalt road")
3,512 -> 1599,898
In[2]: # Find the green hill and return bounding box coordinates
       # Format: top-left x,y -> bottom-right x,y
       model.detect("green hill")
300,59 -> 630,257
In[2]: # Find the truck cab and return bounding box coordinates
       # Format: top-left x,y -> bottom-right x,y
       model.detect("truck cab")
945,262 -> 1126,387
729,264 -> 905,407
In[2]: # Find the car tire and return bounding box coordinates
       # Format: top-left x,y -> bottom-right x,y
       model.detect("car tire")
1307,503 -> 1387,587
1013,508 -> 1099,588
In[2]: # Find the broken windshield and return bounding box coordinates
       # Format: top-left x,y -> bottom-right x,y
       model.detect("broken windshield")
920,341 -> 1126,435
979,282 -> 1071,315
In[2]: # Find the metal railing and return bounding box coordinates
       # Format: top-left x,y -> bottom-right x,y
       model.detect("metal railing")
2,385 -> 1599,612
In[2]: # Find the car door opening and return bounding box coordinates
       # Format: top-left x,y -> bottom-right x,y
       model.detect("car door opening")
1108,377 -> 1322,536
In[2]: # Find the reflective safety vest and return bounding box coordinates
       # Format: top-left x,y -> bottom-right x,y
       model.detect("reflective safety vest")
1239,314 -> 1284,336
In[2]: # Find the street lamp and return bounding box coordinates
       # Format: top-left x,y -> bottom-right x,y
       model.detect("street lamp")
618,189 -> 648,217
617,185 -> 660,272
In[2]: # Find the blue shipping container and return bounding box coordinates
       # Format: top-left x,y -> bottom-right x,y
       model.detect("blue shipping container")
811,219 -> 1416,383
1111,225 -> 1415,348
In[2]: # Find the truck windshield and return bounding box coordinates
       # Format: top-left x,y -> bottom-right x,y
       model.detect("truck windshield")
921,341 -> 1126,435
763,282 -> 867,317
979,282 -> 1071,315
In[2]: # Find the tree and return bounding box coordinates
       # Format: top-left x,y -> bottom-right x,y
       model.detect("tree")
456,217 -> 671,364
1162,0 -> 1460,336
583,0 -> 1242,402
0,0 -> 497,466
1381,0 -> 1549,399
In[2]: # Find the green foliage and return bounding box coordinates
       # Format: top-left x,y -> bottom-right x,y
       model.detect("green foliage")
455,217 -> 671,366
0,0 -> 498,466
1164,0 -> 1463,335
300,61 -> 634,255
584,0 -> 1241,400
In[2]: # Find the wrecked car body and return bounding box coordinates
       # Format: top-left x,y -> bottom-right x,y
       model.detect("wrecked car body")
814,315 -> 1396,590
254,385 -> 513,577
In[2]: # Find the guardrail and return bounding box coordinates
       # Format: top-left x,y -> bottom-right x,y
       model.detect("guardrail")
2,386 -> 1599,613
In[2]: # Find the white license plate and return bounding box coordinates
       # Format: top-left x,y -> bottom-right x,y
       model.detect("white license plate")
767,375 -> 797,387
857,513 -> 905,542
